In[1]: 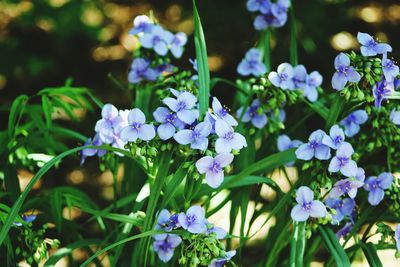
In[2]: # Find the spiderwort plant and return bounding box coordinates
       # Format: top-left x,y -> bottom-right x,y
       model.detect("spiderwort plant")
331,53 -> 361,91
364,172 -> 393,206
290,186 -> 327,222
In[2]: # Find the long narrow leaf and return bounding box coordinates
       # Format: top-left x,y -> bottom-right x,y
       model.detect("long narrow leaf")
318,226 -> 350,267
193,0 -> 210,118
360,242 -> 383,267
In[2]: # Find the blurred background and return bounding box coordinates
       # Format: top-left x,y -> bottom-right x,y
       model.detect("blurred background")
1,0 -> 400,265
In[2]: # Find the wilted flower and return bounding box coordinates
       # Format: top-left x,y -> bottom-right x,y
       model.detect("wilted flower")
236,99 -> 268,129
340,110 -> 368,137
331,53 -> 361,91
120,108 -> 156,142
329,178 -> 364,199
290,186 -> 327,222
153,234 -> 182,263
163,91 -> 198,124
206,224 -> 227,240
128,58 -> 158,84
196,153 -> 234,188
170,32 -> 187,58
364,172 -> 393,206
178,206 -> 207,234
372,79 -> 398,108
153,107 -> 184,140
268,63 -> 295,90
215,119 -> 247,153
95,104 -> 119,143
140,25 -> 173,56
129,15 -> 153,35
328,143 -> 358,177
322,125 -> 345,150
336,222 -> 353,239
174,122 -> 211,151
382,53 -> 399,82
237,48 -> 266,77
81,134 -> 107,165
357,32 -> 392,57
295,129 -> 331,160
209,250 -> 236,267
325,198 -> 355,224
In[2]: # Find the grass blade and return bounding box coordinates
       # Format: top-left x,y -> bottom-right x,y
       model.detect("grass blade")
290,5 -> 298,66
290,221 -> 306,267
193,0 -> 210,119
325,95 -> 345,130
360,242 -> 383,267
318,226 -> 350,267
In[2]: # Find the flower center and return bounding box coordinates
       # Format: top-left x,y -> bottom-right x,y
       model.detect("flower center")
339,181 -> 352,193
159,240 -> 172,252
224,131 -> 234,141
192,130 -> 201,139
165,113 -> 176,123
337,156 -> 349,167
132,122 -> 142,130
209,161 -> 221,174
279,73 -> 288,81
177,101 -> 187,111
302,202 -> 312,211
309,140 -> 319,149
333,135 -> 343,145
337,65 -> 349,74
186,214 -> 197,224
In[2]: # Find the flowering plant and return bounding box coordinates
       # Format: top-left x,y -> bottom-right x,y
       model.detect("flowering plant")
1,0 -> 400,266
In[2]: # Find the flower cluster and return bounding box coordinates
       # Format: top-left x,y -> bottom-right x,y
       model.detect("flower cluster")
269,62 -> 323,102
82,92 -> 247,189
152,206 -> 235,266
247,0 -> 291,30
127,15 -> 188,84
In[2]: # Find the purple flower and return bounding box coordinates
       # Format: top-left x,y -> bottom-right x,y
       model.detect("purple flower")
295,130 -> 331,161
271,0 -> 290,18
357,32 -> 392,57
140,25 -> 173,56
304,71 -> 323,102
329,178 -> 364,199
322,125 -> 345,150
178,206 -> 207,234
247,0 -> 270,13
340,110 -> 368,138
196,153 -> 234,188
277,134 -> 302,166
120,108 -> 156,142
372,79 -> 398,108
80,134 -> 107,165
268,63 -> 295,90
13,214 -> 37,226
174,122 -> 211,151
355,167 -> 366,182
253,0 -> 289,30
236,99 -> 268,129
336,222 -> 353,239
390,109 -> 400,126
328,143 -> 358,177
163,91 -> 198,124
364,172 -> 393,206
153,234 -> 181,263
170,32 -> 187,58
382,53 -> 399,82
215,119 -> 247,153
128,58 -> 158,84
290,186 -> 327,222
129,15 -> 153,35
292,65 -> 307,90
209,250 -> 236,267
212,97 -> 237,126
95,104 -> 119,143
237,48 -> 266,77
153,107 -> 184,140
331,53 -> 361,91
326,198 -> 355,224
395,224 -> 400,251
206,224 -> 227,240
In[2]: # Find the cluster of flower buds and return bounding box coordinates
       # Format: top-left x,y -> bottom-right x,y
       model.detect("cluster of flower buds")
153,206 -> 235,266
246,0 -> 291,31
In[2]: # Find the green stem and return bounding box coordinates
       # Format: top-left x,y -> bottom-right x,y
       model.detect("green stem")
290,5 -> 298,66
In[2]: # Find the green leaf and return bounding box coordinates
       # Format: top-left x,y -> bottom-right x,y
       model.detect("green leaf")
44,239 -> 101,266
360,242 -> 383,267
160,163 -> 187,209
258,30 -> 271,72
290,6 -> 298,66
8,94 -> 28,138
302,98 -> 329,120
318,226 -> 351,267
80,230 -> 163,267
42,95 -> 52,129
193,0 -> 210,118
290,221 -> 306,267
325,95 -> 345,130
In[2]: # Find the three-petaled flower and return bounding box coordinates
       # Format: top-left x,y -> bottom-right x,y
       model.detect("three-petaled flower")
153,107 -> 184,140
331,53 -> 361,91
328,143 -> 358,177
174,122 -> 211,151
364,172 -> 393,206
120,108 -> 156,142
237,48 -> 266,77
177,206 -> 207,234
295,129 -> 331,160
214,119 -> 247,154
196,153 -> 234,188
357,32 -> 392,57
236,99 -> 268,129
325,197 -> 355,225
268,63 -> 295,90
340,109 -> 368,137
290,186 -> 327,222
163,91 -> 198,124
